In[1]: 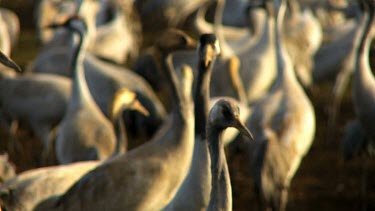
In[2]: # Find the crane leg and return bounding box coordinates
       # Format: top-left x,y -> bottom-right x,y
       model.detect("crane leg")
7,120 -> 22,155
279,187 -> 288,211
359,154 -> 367,211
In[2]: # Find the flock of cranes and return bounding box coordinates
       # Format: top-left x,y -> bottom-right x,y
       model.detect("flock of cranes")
0,0 -> 374,210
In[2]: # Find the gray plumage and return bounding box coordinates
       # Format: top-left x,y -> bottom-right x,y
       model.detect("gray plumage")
0,161 -> 99,211
216,1 -> 277,104
0,72 -> 71,156
0,50 -> 70,161
351,0 -> 375,143
108,88 -> 150,155
189,0 -> 250,41
207,99 -> 253,211
34,0 -> 140,64
164,34 -> 221,211
32,6 -> 166,141
54,17 -> 116,164
0,88 -> 148,210
134,0 -> 210,33
327,3 -> 367,141
49,29 -> 196,211
313,12 -> 362,82
283,0 -> 323,88
245,0 -> 315,210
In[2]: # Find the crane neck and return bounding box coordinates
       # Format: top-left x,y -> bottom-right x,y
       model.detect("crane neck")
250,8 -> 268,39
69,29 -> 95,110
76,0 -> 97,42
234,8 -> 271,56
207,125 -> 231,211
153,48 -> 186,117
214,0 -> 270,57
213,0 -> 233,58
71,30 -> 87,74
194,58 -> 215,140
355,3 -> 374,81
287,0 -> 301,19
272,0 -> 299,89
112,116 -> 128,156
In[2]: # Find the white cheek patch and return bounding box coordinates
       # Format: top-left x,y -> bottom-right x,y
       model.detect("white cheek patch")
112,90 -> 136,116
214,40 -> 221,55
119,91 -> 136,105
205,46 -> 214,66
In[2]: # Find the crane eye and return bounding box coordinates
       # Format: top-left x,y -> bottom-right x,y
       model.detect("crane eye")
222,106 -> 233,120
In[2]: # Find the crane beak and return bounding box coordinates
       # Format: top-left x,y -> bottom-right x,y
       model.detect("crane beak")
198,39 -> 221,68
200,44 -> 220,68
214,40 -> 221,56
234,117 -> 254,141
0,50 -> 21,72
131,99 -> 150,117
202,45 -> 214,67
109,89 -> 150,121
